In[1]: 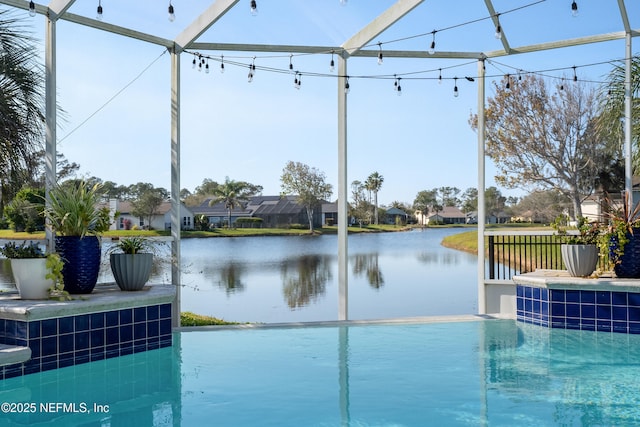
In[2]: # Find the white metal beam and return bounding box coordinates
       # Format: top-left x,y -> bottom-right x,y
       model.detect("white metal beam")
337,53 -> 348,321
483,0 -> 512,54
174,0 -> 238,51
341,0 -> 423,56
48,0 -> 75,20
617,0 -> 631,33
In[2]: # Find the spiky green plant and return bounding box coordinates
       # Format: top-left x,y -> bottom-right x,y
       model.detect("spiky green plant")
44,180 -> 111,237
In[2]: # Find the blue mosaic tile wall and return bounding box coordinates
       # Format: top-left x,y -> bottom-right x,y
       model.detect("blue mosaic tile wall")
0,303 -> 172,379
517,285 -> 640,334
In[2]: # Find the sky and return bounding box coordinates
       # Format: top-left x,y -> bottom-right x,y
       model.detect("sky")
14,0 -> 640,206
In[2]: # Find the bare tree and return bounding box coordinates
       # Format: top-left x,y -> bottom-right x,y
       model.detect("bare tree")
470,74 -> 609,220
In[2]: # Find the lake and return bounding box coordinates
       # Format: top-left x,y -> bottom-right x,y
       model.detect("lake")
0,228 -> 479,323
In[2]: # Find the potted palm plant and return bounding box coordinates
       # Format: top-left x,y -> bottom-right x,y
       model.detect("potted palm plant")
0,242 -> 61,299
44,180 -> 111,294
109,236 -> 154,291
553,215 -> 601,277
601,191 -> 640,278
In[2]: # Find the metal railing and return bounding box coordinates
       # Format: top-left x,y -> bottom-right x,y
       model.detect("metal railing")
485,230 -> 571,281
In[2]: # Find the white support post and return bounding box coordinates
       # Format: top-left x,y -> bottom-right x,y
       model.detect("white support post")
624,31 -> 633,206
45,17 -> 57,252
170,48 -> 182,327
337,55 -> 349,321
477,59 -> 487,314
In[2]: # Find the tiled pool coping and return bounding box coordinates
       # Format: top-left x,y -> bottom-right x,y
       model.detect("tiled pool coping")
0,284 -> 175,379
513,270 -> 640,333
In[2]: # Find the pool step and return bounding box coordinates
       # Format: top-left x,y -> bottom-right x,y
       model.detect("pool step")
0,344 -> 31,367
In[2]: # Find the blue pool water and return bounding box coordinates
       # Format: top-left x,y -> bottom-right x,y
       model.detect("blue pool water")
1,319 -> 640,426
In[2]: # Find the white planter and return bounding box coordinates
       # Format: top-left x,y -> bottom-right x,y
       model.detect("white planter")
561,244 -> 599,277
10,258 -> 53,299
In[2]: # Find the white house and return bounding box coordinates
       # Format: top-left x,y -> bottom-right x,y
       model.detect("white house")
108,199 -> 194,231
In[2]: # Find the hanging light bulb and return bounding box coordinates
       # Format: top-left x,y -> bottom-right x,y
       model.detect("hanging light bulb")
377,43 -> 383,65
573,66 -> 577,82
96,0 -> 103,20
559,78 -> 565,91
250,0 -> 258,16
251,57 -> 256,75
168,2 -> 175,22
329,51 -> 335,72
294,73 -> 301,90
494,24 -> 502,40
396,78 -> 402,96
289,54 -> 294,71
220,55 -> 225,73
344,77 -> 350,94
205,59 -> 210,74
28,1 -> 36,17
248,66 -> 254,83
571,1 -> 578,17
192,57 -> 196,69
428,31 -> 436,55
505,74 -> 511,90
453,78 -> 459,98
438,69 -> 442,85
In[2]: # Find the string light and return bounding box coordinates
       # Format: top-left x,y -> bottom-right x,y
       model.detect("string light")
453,77 -> 459,97
505,74 -> 511,90
205,58 -> 210,74
289,54 -> 294,71
571,1 -> 578,17
294,72 -> 302,90
394,76 -> 402,96
494,15 -> 502,40
247,65 -> 254,82
438,68 -> 442,84
377,42 -> 383,65
168,1 -> 175,22
428,31 -> 436,55
572,66 -> 577,82
220,55 -> 225,73
344,76 -> 350,94
559,77 -> 565,90
192,57 -> 196,69
329,51 -> 335,73
28,1 -> 35,17
96,0 -> 103,20
250,0 -> 258,16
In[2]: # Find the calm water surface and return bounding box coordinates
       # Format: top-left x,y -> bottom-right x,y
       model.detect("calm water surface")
0,228 -> 478,323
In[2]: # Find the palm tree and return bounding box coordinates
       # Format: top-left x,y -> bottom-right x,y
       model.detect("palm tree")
208,177 -> 256,228
0,10 -> 46,212
596,55 -> 640,173
365,172 -> 384,225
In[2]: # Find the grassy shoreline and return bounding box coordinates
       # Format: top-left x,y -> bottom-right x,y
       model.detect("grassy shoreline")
0,224 -> 416,240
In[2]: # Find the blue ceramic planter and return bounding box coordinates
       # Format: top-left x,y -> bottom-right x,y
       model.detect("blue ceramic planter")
55,235 -> 101,294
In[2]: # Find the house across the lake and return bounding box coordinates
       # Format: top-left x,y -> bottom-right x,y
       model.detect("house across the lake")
191,195 -> 324,229
107,199 -> 194,231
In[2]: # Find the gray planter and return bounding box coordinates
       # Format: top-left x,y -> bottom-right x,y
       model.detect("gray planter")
561,244 -> 599,277
110,253 -> 153,291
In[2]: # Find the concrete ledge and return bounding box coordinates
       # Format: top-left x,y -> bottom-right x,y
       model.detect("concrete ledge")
0,284 -> 175,321
0,344 -> 31,367
514,269 -> 640,292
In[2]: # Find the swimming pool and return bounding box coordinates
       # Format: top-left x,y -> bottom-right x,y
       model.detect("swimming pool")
1,318 -> 639,426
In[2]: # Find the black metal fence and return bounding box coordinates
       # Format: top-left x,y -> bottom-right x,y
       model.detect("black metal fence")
486,231 -> 569,280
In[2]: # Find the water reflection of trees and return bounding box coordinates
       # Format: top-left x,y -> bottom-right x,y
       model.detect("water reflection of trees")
416,252 -> 460,265
351,253 -> 384,289
214,262 -> 246,295
281,255 -> 332,308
